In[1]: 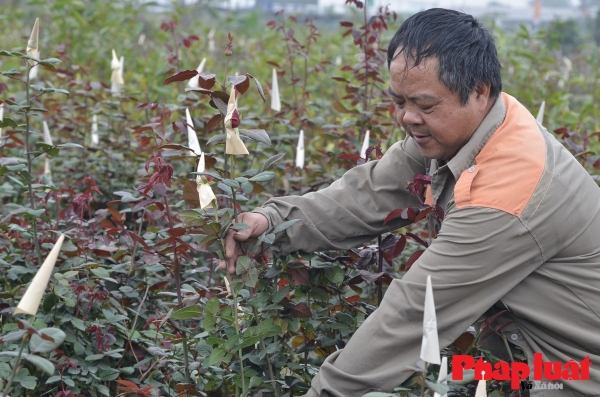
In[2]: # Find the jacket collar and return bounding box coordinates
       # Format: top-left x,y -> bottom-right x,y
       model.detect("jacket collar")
431,93 -> 508,181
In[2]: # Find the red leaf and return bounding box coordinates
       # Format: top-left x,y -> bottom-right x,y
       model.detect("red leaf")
206,114 -> 222,133
163,70 -> 198,85
404,250 -> 424,271
383,208 -> 403,225
406,232 -> 429,248
337,153 -> 362,161
289,302 -> 312,318
388,235 -> 406,259
182,38 -> 191,48
343,295 -> 361,304
480,310 -> 508,332
197,73 -> 217,90
414,207 -> 433,223
340,21 -> 353,27
168,227 -> 186,237
127,231 -> 149,249
286,266 -> 311,286
453,332 -> 475,353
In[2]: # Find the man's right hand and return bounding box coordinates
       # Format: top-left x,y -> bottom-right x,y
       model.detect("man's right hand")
220,212 -> 269,274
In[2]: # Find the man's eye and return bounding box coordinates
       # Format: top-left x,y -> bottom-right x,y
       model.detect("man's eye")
419,105 -> 433,111
395,102 -> 405,108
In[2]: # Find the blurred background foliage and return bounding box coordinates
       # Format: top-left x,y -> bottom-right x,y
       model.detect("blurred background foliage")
0,0 -> 599,396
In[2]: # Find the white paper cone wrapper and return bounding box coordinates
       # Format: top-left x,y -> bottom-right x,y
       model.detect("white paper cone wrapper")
42,121 -> 53,145
138,33 -> 146,46
26,18 -> 39,66
271,68 -> 281,112
119,56 -> 125,86
91,115 -> 99,145
0,103 -> 4,137
196,151 -> 206,184
186,108 -> 201,155
188,58 -> 207,88
44,157 -> 51,177
420,275 -> 441,364
226,127 -> 249,155
15,234 -> 65,315
433,356 -> 448,397
536,101 -> 545,124
197,183 -> 216,209
475,378 -> 487,397
295,130 -> 304,169
30,62 -> 39,80
360,130 -> 370,158
196,154 -> 215,208
110,50 -> 124,89
208,28 -> 215,52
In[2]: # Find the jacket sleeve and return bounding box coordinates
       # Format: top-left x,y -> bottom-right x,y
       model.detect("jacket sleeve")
306,204 -> 545,397
252,138 -> 427,256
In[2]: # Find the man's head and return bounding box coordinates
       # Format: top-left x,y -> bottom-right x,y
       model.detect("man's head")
387,8 -> 502,160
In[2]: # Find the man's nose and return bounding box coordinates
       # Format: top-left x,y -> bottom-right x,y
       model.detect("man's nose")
402,109 -> 423,125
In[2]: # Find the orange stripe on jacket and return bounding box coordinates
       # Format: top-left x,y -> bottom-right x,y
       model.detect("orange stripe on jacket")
455,93 -> 546,217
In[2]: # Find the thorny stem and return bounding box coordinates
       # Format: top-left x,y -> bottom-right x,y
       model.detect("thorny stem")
280,14 -> 299,107
228,274 -> 246,396
2,335 -> 28,396
24,63 -> 42,265
421,361 -> 428,397
252,306 -> 279,397
362,3 -> 369,134
163,194 -> 190,383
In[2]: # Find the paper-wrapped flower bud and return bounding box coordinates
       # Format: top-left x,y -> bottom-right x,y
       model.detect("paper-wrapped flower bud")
15,234 -> 65,315
26,18 -> 40,67
231,109 -> 240,128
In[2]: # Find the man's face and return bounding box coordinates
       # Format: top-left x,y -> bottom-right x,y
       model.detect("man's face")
389,56 -> 491,161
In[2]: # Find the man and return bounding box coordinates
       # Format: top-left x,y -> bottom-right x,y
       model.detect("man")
223,8 -> 600,397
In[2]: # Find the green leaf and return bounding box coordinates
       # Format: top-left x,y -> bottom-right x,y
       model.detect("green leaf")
46,375 -> 61,384
0,117 -> 17,128
91,267 -> 110,278
206,133 -> 226,145
208,347 -> 227,365
0,330 -> 25,343
178,209 -> 206,226
325,267 -> 345,285
0,50 -> 16,57
239,129 -> 271,146
30,84 -> 46,92
272,287 -> 289,304
171,305 -> 203,320
22,353 -> 55,375
96,384 -> 111,396
204,297 -> 220,316
57,143 -> 83,149
425,380 -> 449,395
49,88 -> 70,95
260,152 -> 286,172
249,171 -> 276,182
39,58 -> 62,66
222,178 -> 240,188
272,219 -> 300,234
29,328 -> 66,353
85,353 -> 105,361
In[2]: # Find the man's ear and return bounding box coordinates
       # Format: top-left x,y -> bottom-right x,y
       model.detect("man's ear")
474,81 -> 492,111
475,81 -> 491,99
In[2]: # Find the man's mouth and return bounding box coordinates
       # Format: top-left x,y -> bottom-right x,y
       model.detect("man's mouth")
411,133 -> 431,144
